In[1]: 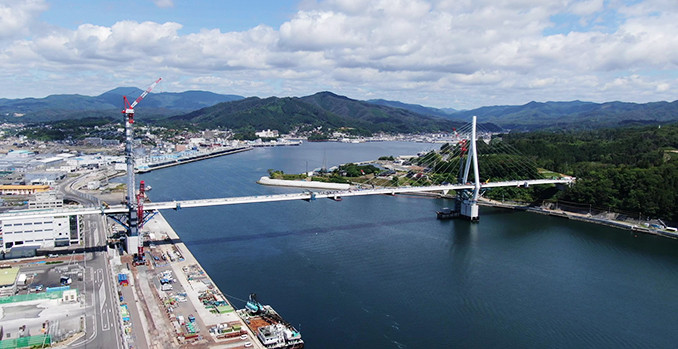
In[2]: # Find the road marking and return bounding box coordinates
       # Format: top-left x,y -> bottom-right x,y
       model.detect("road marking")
101,308 -> 111,331
99,278 -> 107,310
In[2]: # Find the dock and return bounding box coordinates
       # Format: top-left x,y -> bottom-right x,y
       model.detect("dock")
115,212 -> 266,348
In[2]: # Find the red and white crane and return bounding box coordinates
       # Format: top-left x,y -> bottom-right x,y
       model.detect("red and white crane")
122,77 -> 162,124
122,77 -> 161,262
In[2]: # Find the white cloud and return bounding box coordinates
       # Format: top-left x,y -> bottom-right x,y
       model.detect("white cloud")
0,0 -> 677,108
569,0 -> 604,16
656,83 -> 670,92
0,0 -> 47,40
151,0 -> 174,8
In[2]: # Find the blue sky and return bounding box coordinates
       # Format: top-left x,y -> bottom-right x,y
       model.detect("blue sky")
39,0 -> 299,33
1,0 -> 677,109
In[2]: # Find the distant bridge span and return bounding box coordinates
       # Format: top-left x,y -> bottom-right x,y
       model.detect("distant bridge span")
0,178 -> 572,221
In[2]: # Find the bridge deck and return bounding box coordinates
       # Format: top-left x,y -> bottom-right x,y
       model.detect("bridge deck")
0,178 -> 572,220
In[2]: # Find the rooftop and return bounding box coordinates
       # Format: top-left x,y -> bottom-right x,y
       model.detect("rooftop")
0,184 -> 50,190
0,267 -> 19,287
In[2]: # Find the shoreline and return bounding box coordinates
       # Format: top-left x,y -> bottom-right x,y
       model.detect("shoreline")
136,146 -> 252,173
476,198 -> 678,239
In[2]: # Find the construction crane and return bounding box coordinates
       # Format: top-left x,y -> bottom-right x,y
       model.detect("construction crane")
122,77 -> 162,123
137,180 -> 146,229
121,77 -> 161,263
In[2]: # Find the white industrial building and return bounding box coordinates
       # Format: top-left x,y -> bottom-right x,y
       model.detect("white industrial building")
255,129 -> 279,138
0,215 -> 78,252
1,194 -> 81,254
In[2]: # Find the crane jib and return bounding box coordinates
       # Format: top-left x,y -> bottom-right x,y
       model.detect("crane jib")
122,77 -> 162,123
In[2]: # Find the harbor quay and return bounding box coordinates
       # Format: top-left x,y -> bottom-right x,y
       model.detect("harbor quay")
112,212 -> 263,348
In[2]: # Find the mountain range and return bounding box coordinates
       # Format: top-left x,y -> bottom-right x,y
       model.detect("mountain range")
171,92 -> 462,134
448,100 -> 678,130
2,87 -> 678,132
0,88 -> 243,122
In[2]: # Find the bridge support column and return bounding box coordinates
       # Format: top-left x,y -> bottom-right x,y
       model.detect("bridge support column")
460,115 -> 481,222
461,199 -> 479,222
126,235 -> 140,255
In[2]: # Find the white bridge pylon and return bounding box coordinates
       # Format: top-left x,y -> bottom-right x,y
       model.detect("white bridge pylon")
460,115 -> 482,221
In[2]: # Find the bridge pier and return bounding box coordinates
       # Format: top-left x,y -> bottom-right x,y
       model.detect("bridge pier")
125,235 -> 140,255
461,199 -> 479,222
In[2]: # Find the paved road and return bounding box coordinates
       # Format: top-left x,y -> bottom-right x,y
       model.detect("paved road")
58,172 -> 124,349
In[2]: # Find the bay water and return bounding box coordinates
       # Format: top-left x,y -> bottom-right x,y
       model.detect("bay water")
141,142 -> 678,348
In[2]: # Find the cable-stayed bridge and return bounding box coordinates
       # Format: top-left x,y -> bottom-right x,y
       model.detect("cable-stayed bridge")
0,116 -> 573,227
0,178 -> 572,221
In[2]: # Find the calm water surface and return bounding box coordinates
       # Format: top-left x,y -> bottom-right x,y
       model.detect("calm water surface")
141,142 -> 678,348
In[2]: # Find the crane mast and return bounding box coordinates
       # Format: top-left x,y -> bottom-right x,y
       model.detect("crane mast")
122,78 -> 161,262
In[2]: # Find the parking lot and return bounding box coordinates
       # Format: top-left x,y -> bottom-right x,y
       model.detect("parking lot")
0,256 -> 87,344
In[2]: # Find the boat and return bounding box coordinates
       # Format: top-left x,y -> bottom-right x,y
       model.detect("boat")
436,207 -> 459,219
246,293 -> 264,313
238,294 -> 304,348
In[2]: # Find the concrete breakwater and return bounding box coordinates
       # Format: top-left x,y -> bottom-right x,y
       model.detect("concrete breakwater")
257,176 -> 350,190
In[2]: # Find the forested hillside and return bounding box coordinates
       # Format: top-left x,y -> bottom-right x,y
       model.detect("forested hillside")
0,88 -> 243,122
451,100 -> 678,130
171,92 -> 462,135
503,124 -> 678,221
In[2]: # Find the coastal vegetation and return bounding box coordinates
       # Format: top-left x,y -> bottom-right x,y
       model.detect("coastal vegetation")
503,124 -> 678,221
412,124 -> 678,221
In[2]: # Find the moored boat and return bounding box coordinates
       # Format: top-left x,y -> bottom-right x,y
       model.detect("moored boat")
238,294 -> 304,348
